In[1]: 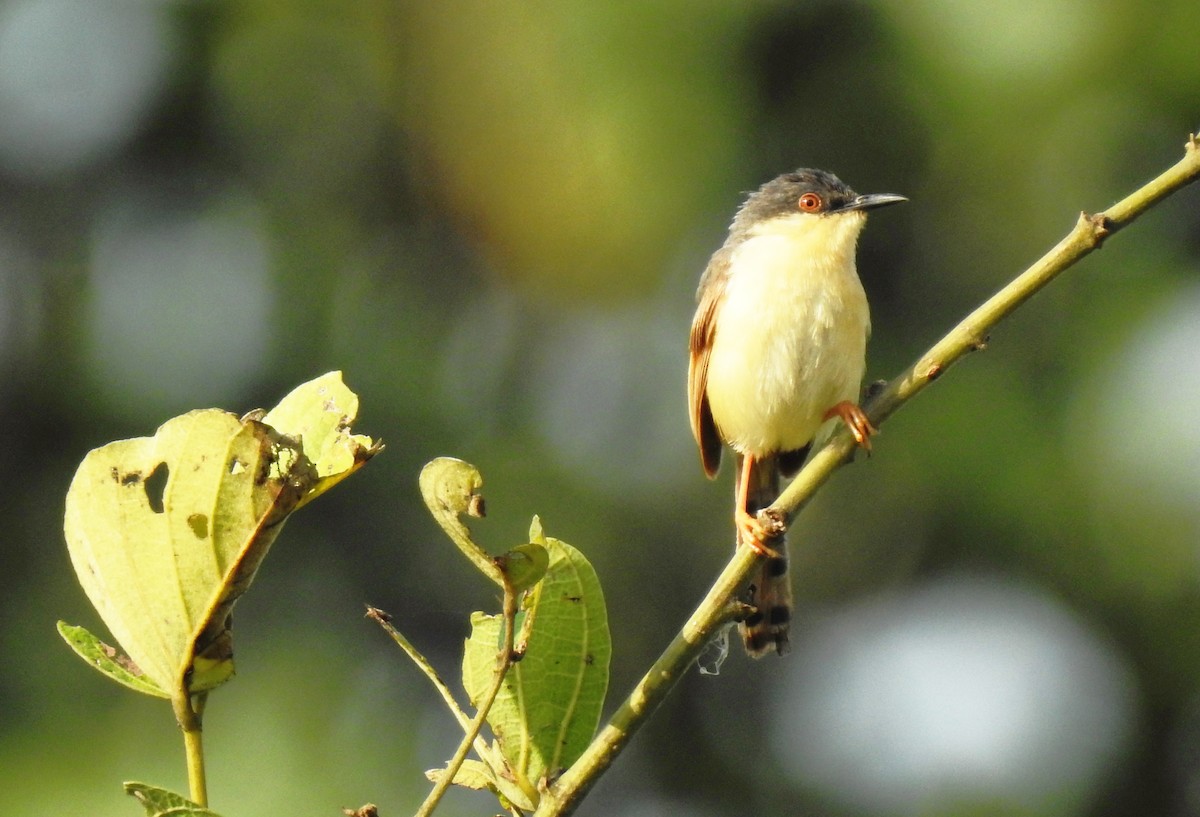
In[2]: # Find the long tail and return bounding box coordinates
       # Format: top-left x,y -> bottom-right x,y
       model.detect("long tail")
735,453 -> 792,657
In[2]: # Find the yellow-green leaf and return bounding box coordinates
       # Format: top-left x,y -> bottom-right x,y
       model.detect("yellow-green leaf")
463,524 -> 611,789
425,758 -> 496,791
64,409 -> 311,695
260,371 -> 382,509
62,373 -> 379,698
426,757 -> 536,812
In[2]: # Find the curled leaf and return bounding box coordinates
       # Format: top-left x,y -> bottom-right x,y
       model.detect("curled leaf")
419,458 -> 503,586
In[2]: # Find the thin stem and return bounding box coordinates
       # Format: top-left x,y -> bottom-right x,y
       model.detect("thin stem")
366,607 -> 476,733
173,691 -> 208,807
535,133 -> 1200,817
415,586 -> 526,817
367,605 -> 506,779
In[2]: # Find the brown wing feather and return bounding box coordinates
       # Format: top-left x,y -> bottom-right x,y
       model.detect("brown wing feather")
688,253 -> 728,478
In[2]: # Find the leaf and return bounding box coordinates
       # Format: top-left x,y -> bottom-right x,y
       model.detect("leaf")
62,373 -> 379,697
425,758 -> 496,791
497,542 -> 549,593
125,782 -> 223,816
418,457 -> 502,586
462,521 -> 611,789
260,371 -> 382,510
56,621 -> 168,698
426,759 -> 536,813
64,409 -> 307,695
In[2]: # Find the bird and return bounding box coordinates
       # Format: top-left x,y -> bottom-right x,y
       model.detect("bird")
687,168 -> 906,656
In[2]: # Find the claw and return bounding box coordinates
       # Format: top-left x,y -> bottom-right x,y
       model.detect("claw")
736,509 -> 783,558
823,401 -> 877,451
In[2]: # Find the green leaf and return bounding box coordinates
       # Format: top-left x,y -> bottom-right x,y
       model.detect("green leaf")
62,373 -> 379,697
498,542 -> 549,593
124,782 -> 223,816
462,522 -> 611,789
56,621 -> 168,698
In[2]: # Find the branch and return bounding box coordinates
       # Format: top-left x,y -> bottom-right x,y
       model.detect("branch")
772,132 -> 1200,524
536,133 -> 1200,817
409,460 -> 558,813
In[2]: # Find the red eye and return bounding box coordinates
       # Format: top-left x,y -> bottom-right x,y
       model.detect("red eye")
798,192 -> 822,212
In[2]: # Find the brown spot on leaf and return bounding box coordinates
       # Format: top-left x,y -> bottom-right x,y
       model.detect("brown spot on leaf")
187,513 -> 209,539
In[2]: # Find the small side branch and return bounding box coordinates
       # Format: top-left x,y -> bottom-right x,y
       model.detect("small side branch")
366,606 -> 484,744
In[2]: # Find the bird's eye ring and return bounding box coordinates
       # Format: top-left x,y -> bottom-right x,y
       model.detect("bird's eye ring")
798,193 -> 823,212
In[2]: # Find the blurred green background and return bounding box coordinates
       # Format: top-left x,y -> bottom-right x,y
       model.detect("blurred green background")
2,1 -> 1198,815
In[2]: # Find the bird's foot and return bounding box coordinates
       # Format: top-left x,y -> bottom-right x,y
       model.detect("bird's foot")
736,508 -> 786,557
824,400 -> 877,451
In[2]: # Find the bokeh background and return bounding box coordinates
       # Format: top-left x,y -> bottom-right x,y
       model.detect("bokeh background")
2,1 -> 1198,815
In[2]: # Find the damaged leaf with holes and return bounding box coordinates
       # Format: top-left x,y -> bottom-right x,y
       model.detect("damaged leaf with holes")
60,372 -> 380,698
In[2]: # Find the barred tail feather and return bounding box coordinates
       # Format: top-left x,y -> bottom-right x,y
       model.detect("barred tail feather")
735,453 -> 792,657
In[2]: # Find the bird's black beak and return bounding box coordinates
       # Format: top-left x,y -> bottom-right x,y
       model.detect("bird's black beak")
842,192 -> 908,212
844,193 -> 907,212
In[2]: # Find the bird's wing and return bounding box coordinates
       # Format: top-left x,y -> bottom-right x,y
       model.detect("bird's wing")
688,251 -> 728,478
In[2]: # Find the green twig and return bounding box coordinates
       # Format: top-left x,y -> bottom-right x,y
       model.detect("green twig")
415,585 -> 525,817
365,607 -> 491,758
413,458 -> 540,810
172,690 -> 208,807
535,133 -> 1200,817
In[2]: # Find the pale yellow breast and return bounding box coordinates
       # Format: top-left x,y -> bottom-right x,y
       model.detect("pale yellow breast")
704,210 -> 871,456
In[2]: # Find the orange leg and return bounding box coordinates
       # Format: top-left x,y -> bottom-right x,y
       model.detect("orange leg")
734,454 -> 780,557
823,401 -> 877,451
